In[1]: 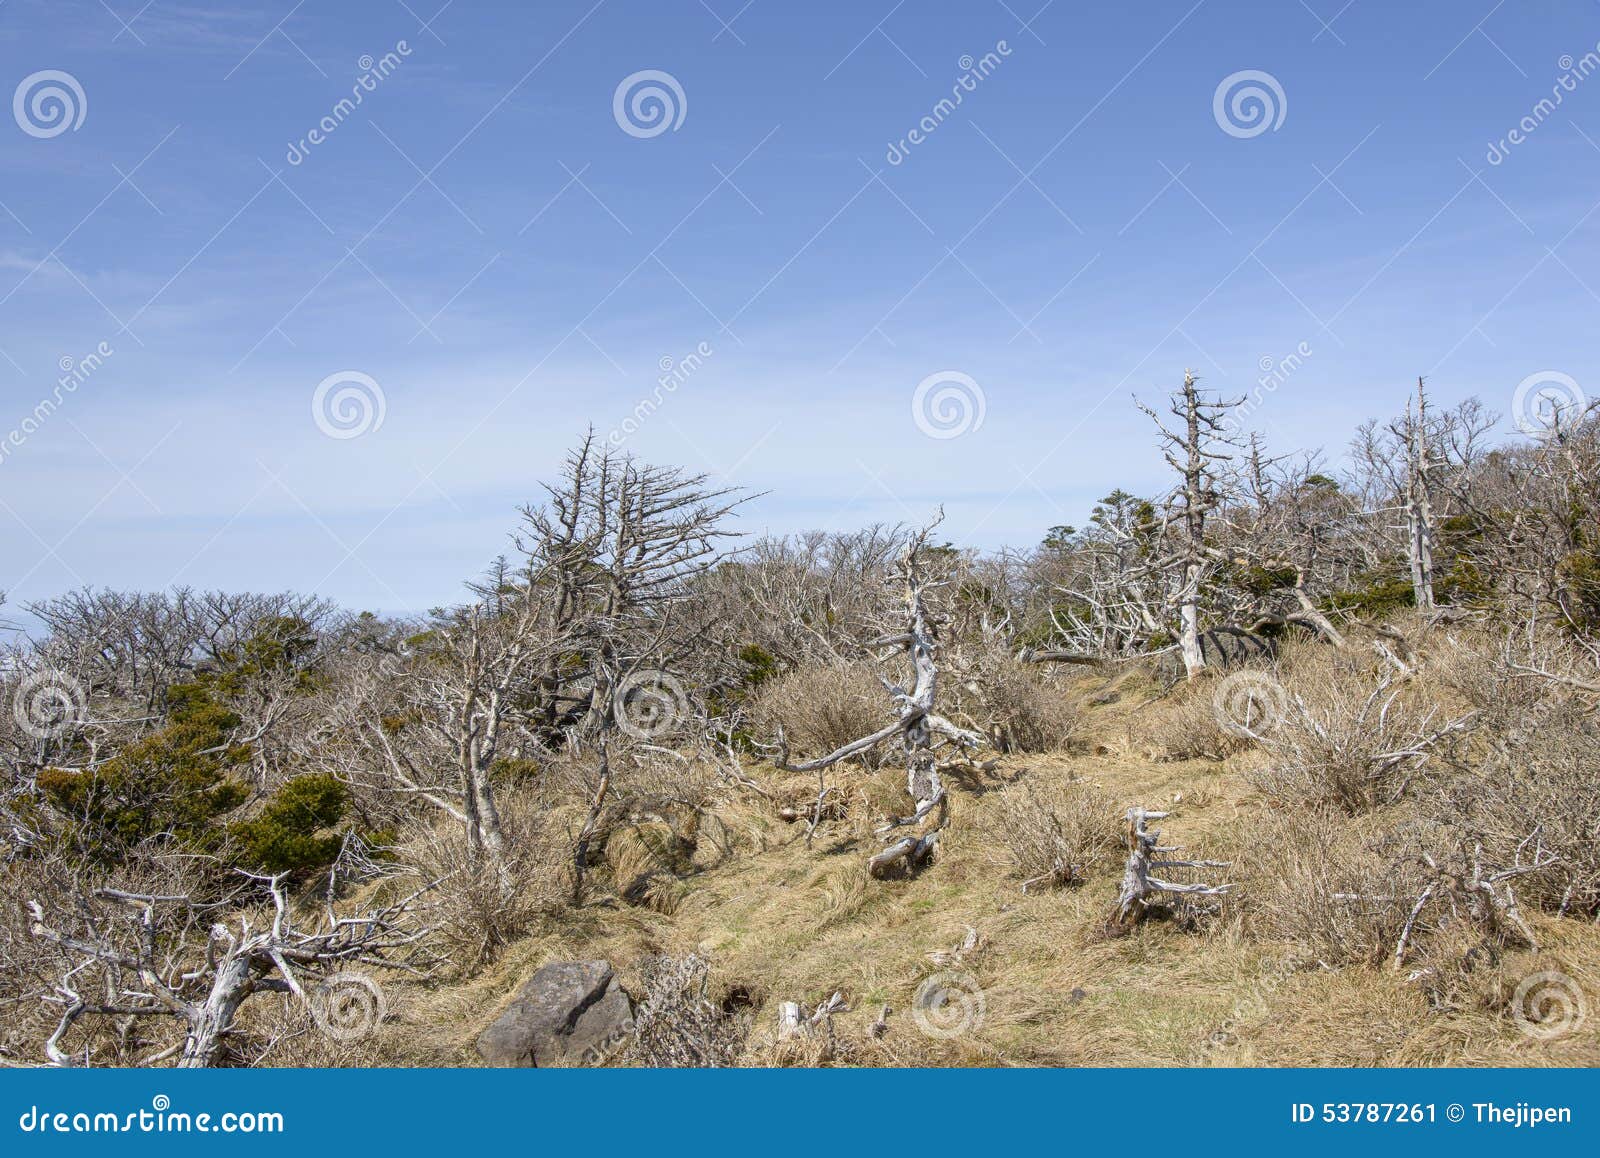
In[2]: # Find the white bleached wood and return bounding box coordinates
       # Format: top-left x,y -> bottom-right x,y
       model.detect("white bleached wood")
764,514 -> 987,878
1115,808 -> 1231,924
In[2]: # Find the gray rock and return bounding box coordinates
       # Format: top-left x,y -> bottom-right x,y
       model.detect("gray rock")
476,959 -> 634,1067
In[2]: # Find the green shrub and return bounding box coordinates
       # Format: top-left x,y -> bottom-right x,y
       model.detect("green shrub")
229,774 -> 348,876
38,688 -> 249,857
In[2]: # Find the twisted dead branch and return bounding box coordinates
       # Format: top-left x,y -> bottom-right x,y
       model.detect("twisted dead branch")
1115,808 -> 1231,925
764,515 -> 987,877
27,870 -> 440,1067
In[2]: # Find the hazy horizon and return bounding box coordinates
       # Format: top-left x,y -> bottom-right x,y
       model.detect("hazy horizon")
2,0 -> 1595,619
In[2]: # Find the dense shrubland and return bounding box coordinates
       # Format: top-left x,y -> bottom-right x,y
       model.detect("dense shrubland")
3,381 -> 1598,1067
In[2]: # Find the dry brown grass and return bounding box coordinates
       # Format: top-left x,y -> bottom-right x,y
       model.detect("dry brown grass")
985,777 -> 1119,891
950,654 -> 1080,753
1250,653 -> 1467,814
26,634 -> 1597,1070
604,821 -> 694,915
1236,807 -> 1428,967
1129,675 -> 1255,763
328,710 -> 1600,1067
405,787 -> 571,972
1425,699 -> 1600,917
749,662 -> 895,767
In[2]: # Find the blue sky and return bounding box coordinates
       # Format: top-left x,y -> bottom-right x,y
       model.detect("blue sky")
0,0 -> 1597,617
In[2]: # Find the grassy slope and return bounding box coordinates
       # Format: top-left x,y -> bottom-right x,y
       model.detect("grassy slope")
386,672 -> 1600,1067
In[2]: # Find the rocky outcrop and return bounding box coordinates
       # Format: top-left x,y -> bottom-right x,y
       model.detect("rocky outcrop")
475,959 -> 634,1067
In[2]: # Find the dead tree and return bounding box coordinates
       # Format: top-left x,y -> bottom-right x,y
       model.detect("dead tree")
342,437 -> 748,878
767,516 -> 987,877
1043,490 -> 1173,662
1402,378 -> 1439,610
26,872 -> 437,1067
1335,839 -> 1559,969
570,737 -> 613,904
1115,808 -> 1231,925
1445,399 -> 1600,633
513,434 -> 748,738
1137,372 -> 1246,678
777,991 -> 848,1041
745,530 -> 901,662
1223,443 -> 1356,648
346,592 -> 547,875
1350,384 -> 1493,615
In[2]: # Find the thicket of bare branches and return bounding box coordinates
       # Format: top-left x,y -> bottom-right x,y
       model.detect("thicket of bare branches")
988,779 -> 1118,892
5,376 -> 1600,1066
1248,662 -> 1474,814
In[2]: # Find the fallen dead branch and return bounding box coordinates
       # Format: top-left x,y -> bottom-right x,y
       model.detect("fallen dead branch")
1115,808 -> 1231,926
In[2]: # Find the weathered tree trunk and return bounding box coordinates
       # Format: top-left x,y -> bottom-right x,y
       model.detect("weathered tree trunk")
1405,378 -> 1437,611
572,742 -> 613,905
177,951 -> 254,1067
30,874 -> 437,1068
1178,563 -> 1205,679
767,516 -> 986,879
1133,371 -> 1243,680
777,1001 -> 805,1040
